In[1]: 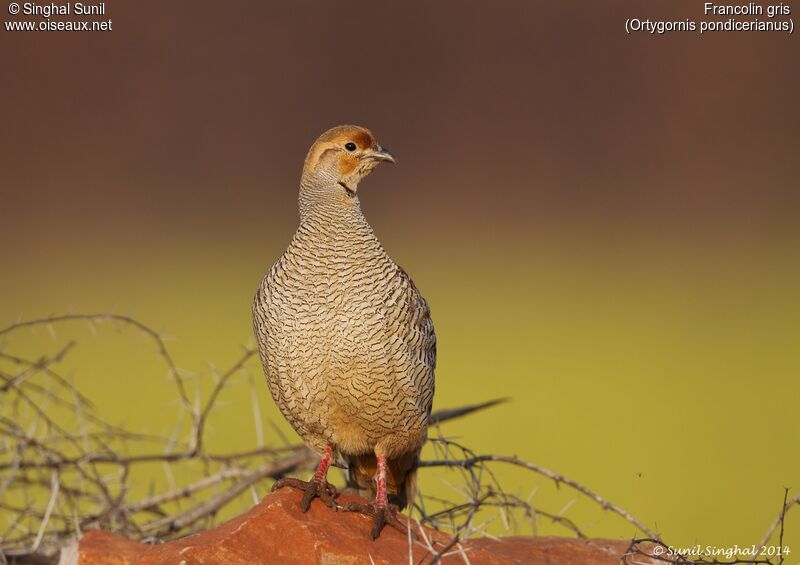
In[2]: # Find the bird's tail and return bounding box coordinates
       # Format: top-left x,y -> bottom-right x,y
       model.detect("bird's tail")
346,451 -> 419,510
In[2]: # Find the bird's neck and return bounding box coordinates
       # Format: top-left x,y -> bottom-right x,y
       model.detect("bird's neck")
296,180 -> 377,245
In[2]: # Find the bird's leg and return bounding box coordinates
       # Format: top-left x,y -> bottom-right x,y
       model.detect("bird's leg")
271,443 -> 337,511
343,454 -> 409,540
370,455 -> 394,539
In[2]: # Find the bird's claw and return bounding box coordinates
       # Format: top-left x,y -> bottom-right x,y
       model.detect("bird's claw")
343,501 -> 415,540
271,477 -> 338,512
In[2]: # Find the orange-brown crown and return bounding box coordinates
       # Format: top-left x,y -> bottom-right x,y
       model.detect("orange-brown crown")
315,125 -> 376,149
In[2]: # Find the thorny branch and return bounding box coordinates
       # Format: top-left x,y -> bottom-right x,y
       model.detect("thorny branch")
419,445 -> 657,538
0,314 -> 793,564
757,488 -> 798,551
0,313 -> 305,560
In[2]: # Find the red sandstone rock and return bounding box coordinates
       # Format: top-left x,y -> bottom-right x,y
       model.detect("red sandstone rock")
77,489 -> 660,564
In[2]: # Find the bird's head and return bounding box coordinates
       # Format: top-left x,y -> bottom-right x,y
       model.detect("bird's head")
301,125 -> 395,196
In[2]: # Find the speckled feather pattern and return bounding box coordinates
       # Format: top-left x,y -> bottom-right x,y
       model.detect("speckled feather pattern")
252,131 -> 435,504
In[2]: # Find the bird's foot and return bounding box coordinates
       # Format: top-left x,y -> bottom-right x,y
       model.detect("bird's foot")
271,477 -> 338,512
343,501 -> 414,540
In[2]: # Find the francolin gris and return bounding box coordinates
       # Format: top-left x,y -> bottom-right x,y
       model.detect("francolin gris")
252,125 -> 436,539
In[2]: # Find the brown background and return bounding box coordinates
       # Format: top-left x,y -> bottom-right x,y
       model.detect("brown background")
3,1 -> 797,242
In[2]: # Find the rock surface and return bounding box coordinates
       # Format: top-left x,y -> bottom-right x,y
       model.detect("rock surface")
77,489 -> 659,564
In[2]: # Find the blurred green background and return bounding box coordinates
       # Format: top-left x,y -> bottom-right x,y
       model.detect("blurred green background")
2,0 -> 798,552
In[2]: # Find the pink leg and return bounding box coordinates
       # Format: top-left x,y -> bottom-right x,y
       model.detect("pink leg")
313,443 -> 334,483
374,455 -> 388,508
271,443 -> 338,511
343,453 -> 413,540
368,455 -> 406,539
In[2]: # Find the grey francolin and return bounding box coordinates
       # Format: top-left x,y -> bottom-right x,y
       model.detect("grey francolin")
252,125 -> 436,539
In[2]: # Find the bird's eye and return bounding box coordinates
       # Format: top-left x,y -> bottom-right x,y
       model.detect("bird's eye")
344,142 -> 357,152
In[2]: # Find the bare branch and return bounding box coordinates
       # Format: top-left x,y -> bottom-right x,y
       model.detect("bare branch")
429,398 -> 508,425
420,452 -> 657,538
757,488 -> 798,551
2,312 -> 789,564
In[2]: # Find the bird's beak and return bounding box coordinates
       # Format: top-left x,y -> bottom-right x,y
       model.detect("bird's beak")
365,145 -> 396,164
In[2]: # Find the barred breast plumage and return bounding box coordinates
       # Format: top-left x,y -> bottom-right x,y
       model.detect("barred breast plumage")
252,125 -> 435,538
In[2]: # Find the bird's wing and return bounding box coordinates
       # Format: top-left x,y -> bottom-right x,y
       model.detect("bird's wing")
395,265 -> 436,415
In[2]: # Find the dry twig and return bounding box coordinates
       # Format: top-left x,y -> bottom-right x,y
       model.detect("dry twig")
2,313 -> 791,564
